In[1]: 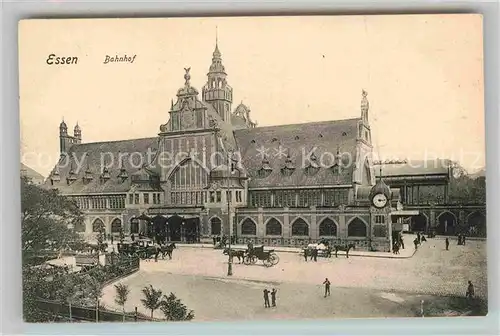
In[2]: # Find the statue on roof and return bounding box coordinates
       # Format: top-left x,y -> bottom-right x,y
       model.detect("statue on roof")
184,67 -> 191,86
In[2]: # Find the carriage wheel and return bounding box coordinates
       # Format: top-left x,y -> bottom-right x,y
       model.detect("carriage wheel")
249,255 -> 258,264
269,253 -> 280,265
263,258 -> 273,267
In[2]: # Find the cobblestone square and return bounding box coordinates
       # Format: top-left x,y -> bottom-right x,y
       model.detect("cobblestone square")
101,237 -> 487,320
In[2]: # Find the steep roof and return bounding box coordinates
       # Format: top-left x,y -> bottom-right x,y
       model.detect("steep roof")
376,159 -> 450,177
44,137 -> 159,194
234,118 -> 360,188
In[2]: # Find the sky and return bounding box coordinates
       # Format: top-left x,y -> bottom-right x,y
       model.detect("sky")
18,15 -> 485,177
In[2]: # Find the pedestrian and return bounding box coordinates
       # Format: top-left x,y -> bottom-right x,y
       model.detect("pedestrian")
313,247 -> 318,262
400,236 -> 405,249
303,248 -> 308,262
413,238 -> 418,250
462,235 -> 466,245
131,233 -> 135,242
271,288 -> 278,307
466,281 -> 474,299
154,243 -> 160,262
212,235 -> 216,246
110,234 -> 114,245
445,238 -> 449,250
323,278 -> 331,297
263,289 -> 270,308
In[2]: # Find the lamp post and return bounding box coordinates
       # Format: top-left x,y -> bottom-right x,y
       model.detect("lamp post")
227,152 -> 233,276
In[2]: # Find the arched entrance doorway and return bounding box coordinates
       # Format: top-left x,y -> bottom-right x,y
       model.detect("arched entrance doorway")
168,215 -> 183,242
436,212 -> 457,235
348,218 -> 367,237
411,214 -> 427,233
210,217 -> 222,236
152,215 -> 167,243
467,212 -> 486,237
184,217 -> 200,243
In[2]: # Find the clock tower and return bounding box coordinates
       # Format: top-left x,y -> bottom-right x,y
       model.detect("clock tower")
368,170 -> 393,252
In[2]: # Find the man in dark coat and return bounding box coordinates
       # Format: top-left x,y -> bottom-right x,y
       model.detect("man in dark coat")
323,278 -> 331,297
271,288 -> 278,307
445,238 -> 450,250
312,247 -> 318,262
263,289 -> 270,308
466,281 -> 474,298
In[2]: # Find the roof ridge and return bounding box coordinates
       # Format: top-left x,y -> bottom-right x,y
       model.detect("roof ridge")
246,117 -> 361,131
68,136 -> 158,147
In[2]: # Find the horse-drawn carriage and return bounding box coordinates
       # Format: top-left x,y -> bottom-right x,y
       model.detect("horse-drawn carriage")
303,240 -> 356,259
223,245 -> 280,267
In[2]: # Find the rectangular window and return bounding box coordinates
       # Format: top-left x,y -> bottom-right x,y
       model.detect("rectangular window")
144,193 -> 149,204
375,215 -> 385,224
209,191 -> 215,203
236,190 -> 242,202
216,191 -> 222,203
196,110 -> 203,128
134,194 -> 139,204
226,190 -> 232,202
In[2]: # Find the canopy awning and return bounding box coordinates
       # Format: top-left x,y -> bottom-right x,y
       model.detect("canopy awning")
391,210 -> 420,216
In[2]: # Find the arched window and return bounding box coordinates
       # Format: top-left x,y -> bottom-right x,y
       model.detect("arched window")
362,160 -> 371,185
92,219 -> 104,233
265,218 -> 282,236
111,219 -> 122,233
130,218 -> 139,234
211,217 -> 222,235
319,218 -> 337,236
348,218 -> 367,237
241,218 -> 257,235
291,218 -> 309,236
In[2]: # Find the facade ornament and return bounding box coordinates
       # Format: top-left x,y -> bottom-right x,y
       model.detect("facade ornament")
184,67 -> 191,86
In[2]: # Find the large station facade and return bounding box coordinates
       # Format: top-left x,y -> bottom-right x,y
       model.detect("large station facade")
44,42 -> 486,252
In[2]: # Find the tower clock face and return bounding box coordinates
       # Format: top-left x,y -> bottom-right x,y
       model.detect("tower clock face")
373,194 -> 388,208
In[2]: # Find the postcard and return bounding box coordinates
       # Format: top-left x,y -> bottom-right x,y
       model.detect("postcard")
18,15 -> 486,322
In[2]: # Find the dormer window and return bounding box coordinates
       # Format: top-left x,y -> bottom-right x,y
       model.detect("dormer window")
118,168 -> 128,181
66,163 -> 77,184
101,167 -> 111,183
50,170 -> 61,184
83,166 -> 93,183
331,149 -> 344,175
257,155 -> 273,178
305,151 -> 320,176
271,137 -> 278,143
281,152 -> 295,177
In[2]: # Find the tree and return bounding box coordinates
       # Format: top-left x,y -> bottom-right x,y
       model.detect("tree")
160,293 -> 194,321
21,176 -> 84,264
114,283 -> 130,321
141,285 -> 163,319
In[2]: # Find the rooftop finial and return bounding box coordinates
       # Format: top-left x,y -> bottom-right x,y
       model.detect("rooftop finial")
184,67 -> 191,86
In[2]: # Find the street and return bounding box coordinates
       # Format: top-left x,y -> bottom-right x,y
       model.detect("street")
101,237 -> 487,321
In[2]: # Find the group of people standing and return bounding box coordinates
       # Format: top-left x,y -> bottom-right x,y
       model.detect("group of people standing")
212,235 -> 236,248
263,288 -> 278,308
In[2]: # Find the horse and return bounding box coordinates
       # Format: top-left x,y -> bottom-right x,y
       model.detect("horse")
333,243 -> 356,258
160,243 -> 176,260
223,248 -> 245,263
